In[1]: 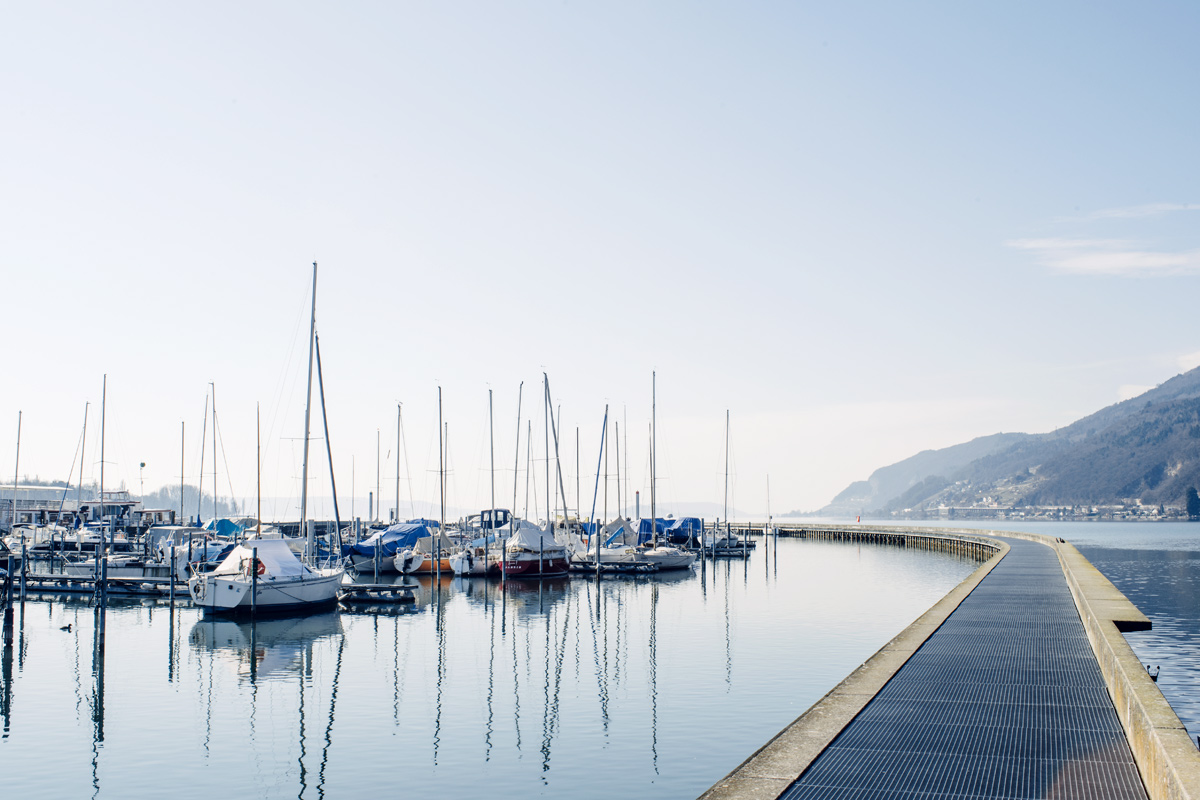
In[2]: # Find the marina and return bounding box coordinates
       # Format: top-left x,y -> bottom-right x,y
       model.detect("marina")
2,532 -> 984,798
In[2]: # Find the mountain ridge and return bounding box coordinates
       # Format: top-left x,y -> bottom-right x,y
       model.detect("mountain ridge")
815,367 -> 1200,517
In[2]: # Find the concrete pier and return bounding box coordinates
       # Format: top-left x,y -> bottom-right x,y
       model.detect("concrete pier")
702,526 -> 1200,800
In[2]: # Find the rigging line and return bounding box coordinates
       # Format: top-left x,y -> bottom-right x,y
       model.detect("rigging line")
398,405 -> 414,520
58,417 -> 87,517
197,394 -> 208,522
263,270 -> 312,478
213,411 -> 238,515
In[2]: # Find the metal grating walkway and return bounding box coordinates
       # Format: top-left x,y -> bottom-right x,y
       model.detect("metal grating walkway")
781,538 -> 1148,800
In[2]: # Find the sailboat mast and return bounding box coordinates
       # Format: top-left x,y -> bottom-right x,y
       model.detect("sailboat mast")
100,375 -> 106,555
543,375 -> 550,528
78,402 -> 89,512
488,388 -> 494,564
723,409 -> 729,534
211,381 -> 217,520
438,386 -> 444,534
395,405 -> 401,523
623,407 -> 628,522
615,420 -> 621,519
299,261 -> 318,540
509,381 -> 523,580
375,428 -> 380,524
651,370 -> 656,549
179,420 -> 184,525
257,404 -> 262,537
197,394 -> 207,524
9,411 -> 21,534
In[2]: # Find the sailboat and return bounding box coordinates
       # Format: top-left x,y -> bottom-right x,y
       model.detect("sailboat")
639,372 -> 696,570
500,519 -> 569,578
188,262 -> 345,614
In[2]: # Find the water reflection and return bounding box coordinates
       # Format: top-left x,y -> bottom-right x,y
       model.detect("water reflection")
188,613 -> 344,681
1078,546 -> 1200,738
3,540 -> 982,799
1,624 -> 12,736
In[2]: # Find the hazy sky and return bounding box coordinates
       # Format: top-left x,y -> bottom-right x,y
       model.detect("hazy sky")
3,2 -> 1198,520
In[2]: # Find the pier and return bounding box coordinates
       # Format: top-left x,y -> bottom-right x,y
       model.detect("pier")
703,526 -> 1200,800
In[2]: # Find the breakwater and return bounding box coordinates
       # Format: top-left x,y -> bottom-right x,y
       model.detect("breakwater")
702,525 -> 1200,800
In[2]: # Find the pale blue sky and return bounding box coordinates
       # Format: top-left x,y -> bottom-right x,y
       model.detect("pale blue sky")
2,2 -> 1198,518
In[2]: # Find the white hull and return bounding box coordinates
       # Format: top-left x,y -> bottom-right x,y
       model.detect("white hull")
449,549 -> 497,576
188,567 -> 344,613
569,546 -> 646,566
642,547 -> 696,570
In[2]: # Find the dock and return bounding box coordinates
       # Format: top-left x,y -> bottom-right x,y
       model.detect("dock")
702,526 -> 1200,800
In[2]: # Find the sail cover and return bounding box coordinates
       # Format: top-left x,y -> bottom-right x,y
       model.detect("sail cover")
210,538 -> 311,577
347,522 -> 432,558
505,521 -> 566,554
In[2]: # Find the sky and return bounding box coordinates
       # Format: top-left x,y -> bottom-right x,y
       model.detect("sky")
2,2 -> 1198,521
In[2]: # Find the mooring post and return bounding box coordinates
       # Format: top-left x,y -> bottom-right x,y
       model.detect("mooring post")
20,540 -> 27,602
251,546 -> 258,620
169,549 -> 176,609
2,554 -> 13,646
98,557 -> 107,651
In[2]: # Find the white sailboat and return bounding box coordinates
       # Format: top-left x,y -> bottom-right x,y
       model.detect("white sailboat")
188,262 -> 344,614
188,538 -> 342,612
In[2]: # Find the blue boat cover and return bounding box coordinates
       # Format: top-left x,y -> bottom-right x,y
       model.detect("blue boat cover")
637,518 -> 670,535
203,518 -> 245,538
405,518 -> 440,529
348,522 -> 432,558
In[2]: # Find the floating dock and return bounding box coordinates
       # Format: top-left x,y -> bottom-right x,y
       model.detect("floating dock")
338,583 -> 417,604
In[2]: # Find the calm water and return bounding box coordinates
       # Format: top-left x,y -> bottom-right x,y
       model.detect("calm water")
875,518 -> 1200,740
0,540 -> 979,798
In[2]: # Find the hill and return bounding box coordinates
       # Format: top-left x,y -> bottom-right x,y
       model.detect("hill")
818,366 -> 1200,517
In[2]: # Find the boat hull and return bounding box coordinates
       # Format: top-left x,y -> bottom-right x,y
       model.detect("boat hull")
450,549 -> 498,576
188,568 -> 344,614
394,551 -> 455,574
643,547 -> 696,570
500,553 -> 570,579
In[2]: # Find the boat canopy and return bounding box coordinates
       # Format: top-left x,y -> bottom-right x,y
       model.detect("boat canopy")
347,522 -> 432,558
405,518 -> 440,529
203,518 -> 245,538
602,519 -> 640,547
505,521 -> 566,554
211,538 -> 311,577
467,532 -> 502,549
